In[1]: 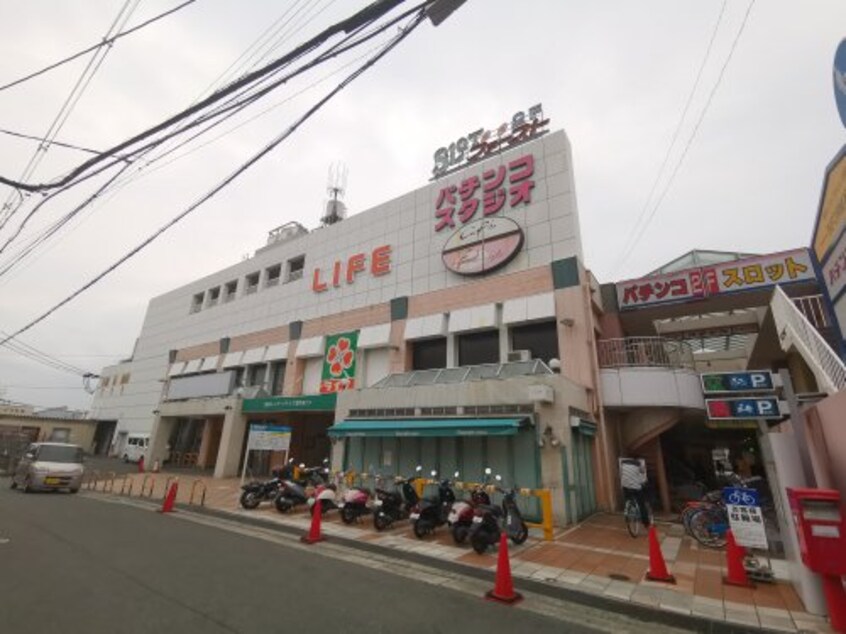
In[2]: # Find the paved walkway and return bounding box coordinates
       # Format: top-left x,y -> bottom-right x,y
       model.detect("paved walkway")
87,472 -> 833,633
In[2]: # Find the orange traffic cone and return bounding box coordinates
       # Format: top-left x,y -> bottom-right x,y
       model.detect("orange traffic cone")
485,532 -> 523,604
645,525 -> 676,583
301,501 -> 325,544
159,481 -> 178,514
723,530 -> 753,587
138,455 -> 145,473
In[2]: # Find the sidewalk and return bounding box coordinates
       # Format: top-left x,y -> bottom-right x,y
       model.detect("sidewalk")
91,472 -> 833,633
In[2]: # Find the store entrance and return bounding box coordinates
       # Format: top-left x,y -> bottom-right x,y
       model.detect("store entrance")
660,419 -> 768,511
240,412 -> 333,476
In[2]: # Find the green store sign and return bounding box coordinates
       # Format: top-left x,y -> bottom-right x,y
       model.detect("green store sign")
242,393 -> 338,413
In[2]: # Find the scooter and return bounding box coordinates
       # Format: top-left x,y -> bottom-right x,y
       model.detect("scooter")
373,471 -> 420,531
468,475 -> 529,554
410,470 -> 456,539
307,460 -> 338,514
274,460 -> 328,514
339,473 -> 372,524
447,468 -> 492,544
239,468 -> 284,509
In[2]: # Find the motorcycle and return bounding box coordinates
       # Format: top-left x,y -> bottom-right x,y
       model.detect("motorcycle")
373,471 -> 420,531
239,468 -> 284,509
447,469 -> 492,544
410,469 -> 456,539
339,473 -> 372,524
307,460 -> 338,514
274,460 -> 329,514
468,475 -> 529,554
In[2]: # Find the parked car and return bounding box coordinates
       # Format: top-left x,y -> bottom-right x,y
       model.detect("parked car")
10,443 -> 85,493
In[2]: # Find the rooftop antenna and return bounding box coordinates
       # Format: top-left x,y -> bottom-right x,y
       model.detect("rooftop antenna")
322,162 -> 348,226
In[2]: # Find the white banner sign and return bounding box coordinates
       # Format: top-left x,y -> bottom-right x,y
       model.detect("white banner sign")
247,424 -> 291,452
726,503 -> 769,550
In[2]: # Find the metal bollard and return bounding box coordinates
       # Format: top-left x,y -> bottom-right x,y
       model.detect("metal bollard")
189,480 -> 207,506
141,475 -> 154,497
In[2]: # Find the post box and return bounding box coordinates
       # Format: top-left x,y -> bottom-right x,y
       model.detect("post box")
787,488 -> 846,575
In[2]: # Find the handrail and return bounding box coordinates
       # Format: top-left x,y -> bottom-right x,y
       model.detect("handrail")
771,286 -> 846,394
597,337 -> 694,369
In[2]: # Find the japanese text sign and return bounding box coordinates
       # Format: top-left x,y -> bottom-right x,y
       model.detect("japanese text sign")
320,331 -> 358,394
616,249 -> 815,310
724,487 -> 768,549
706,397 -> 783,420
701,371 -> 775,394
822,227 -> 846,303
247,424 -> 292,451
432,104 -> 549,178
434,154 -> 535,232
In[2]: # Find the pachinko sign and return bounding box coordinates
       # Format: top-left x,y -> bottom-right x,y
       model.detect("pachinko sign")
434,154 -> 535,232
319,331 -> 358,394
432,104 -> 549,179
616,249 -> 815,310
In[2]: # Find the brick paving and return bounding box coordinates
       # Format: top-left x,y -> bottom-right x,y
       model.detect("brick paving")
88,472 -> 833,633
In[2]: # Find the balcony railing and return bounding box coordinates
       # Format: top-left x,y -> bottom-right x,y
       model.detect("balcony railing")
597,337 -> 694,370
792,294 -> 830,332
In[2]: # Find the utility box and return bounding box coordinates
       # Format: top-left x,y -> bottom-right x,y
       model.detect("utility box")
787,488 -> 846,576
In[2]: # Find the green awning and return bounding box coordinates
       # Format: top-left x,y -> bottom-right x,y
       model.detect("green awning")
328,418 -> 527,438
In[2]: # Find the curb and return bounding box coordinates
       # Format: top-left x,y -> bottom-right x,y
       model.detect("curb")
181,503 -> 773,634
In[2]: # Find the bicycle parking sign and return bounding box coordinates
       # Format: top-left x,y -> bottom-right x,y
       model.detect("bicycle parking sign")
723,487 -> 768,549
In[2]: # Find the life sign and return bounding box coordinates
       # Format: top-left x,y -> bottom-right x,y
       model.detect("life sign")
706,397 -> 783,420
701,370 -> 775,394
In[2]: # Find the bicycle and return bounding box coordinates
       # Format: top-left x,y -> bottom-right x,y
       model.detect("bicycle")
623,496 -> 652,537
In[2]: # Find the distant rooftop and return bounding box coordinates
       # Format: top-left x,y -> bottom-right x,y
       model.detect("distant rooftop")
647,249 -> 758,277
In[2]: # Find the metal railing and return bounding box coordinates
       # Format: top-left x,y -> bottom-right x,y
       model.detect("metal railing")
772,286 -> 846,394
792,294 -> 830,331
597,337 -> 694,369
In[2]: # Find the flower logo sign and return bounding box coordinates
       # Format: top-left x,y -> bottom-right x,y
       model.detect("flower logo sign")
319,331 -> 359,394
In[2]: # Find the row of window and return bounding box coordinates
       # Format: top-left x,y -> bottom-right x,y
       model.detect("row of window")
190,255 -> 305,313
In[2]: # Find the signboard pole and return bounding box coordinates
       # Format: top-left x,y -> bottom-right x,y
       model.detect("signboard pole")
240,443 -> 251,488
777,369 -> 814,485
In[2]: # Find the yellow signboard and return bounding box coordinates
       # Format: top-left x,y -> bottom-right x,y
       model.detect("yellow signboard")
814,151 -> 846,260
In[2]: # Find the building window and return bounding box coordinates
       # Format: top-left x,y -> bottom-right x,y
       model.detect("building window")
223,280 -> 238,303
265,264 -> 281,287
247,364 -> 267,388
286,255 -> 305,282
412,337 -> 447,370
245,272 -> 259,295
234,367 -> 245,388
457,330 -> 500,366
510,320 -> 559,365
49,428 -> 71,443
190,293 -> 203,313
269,361 -> 286,395
207,286 -> 220,307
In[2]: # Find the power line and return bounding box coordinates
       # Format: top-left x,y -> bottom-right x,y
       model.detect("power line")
0,7 -> 428,348
0,0 -> 197,93
0,127 -> 109,157
613,0 -> 756,273
0,0 -> 410,195
611,0 -> 727,275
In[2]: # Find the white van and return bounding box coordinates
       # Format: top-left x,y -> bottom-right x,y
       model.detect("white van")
122,433 -> 149,463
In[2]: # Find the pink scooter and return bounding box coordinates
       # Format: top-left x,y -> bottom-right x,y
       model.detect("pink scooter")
339,474 -> 372,524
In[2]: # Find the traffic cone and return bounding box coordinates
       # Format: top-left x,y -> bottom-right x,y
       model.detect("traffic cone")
723,530 -> 753,587
485,532 -> 523,604
645,525 -> 676,583
301,499 -> 325,544
159,481 -> 178,514
138,455 -> 145,473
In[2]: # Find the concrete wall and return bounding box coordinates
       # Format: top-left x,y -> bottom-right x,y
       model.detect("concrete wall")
600,367 -> 706,409
0,417 -> 98,453
803,388 -> 846,497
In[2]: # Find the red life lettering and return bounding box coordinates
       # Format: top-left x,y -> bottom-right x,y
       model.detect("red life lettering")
332,261 -> 343,287
371,245 -> 392,276
346,253 -> 366,284
312,268 -> 328,293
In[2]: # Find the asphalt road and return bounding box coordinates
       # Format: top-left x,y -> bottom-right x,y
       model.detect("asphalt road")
0,479 -> 635,634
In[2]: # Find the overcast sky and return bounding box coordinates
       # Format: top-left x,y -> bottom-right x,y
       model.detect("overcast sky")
0,0 -> 844,411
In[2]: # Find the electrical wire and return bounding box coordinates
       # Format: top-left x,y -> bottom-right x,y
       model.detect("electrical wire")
0,0 -> 197,93
610,0 -> 727,275
0,7 -> 428,348
612,0 -> 756,273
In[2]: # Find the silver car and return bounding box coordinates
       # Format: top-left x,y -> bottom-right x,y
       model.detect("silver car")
10,443 -> 85,493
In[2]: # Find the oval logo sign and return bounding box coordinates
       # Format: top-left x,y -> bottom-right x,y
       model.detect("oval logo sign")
442,216 -> 524,276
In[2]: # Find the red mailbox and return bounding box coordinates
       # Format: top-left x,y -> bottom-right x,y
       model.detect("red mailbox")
787,487 -> 846,632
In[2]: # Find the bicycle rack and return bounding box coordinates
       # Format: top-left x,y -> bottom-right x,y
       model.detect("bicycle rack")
103,471 -> 117,493
140,475 -> 155,497
85,470 -> 101,491
189,480 -> 207,506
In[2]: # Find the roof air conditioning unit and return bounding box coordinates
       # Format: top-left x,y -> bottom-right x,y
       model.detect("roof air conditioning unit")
507,350 -> 531,363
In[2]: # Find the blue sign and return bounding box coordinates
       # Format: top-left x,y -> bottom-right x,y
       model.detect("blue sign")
836,38 -> 846,129
706,397 -> 782,420
701,370 -> 775,394
723,487 -> 760,508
